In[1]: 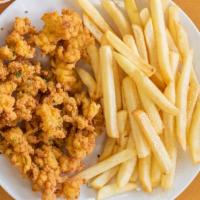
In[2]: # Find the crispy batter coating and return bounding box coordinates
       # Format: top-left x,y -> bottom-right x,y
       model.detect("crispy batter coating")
0,10 -> 104,200
36,103 -> 65,141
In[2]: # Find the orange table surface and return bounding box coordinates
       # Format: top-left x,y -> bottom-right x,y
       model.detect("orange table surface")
0,0 -> 200,200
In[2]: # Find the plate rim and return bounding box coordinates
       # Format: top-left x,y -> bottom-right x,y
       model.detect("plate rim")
0,0 -> 199,200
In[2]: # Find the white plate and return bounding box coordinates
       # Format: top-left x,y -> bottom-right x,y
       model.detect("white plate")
0,0 -> 199,200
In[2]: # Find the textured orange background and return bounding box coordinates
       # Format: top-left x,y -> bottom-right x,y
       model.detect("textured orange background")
0,0 -> 199,200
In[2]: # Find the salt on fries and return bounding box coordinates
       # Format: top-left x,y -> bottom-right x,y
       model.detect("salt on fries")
75,0 -> 200,198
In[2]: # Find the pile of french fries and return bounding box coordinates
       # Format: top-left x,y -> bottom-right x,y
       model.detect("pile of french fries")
76,0 -> 200,199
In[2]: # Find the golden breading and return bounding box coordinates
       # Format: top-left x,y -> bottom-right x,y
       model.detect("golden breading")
31,145 -> 61,200
53,63 -> 82,91
19,76 -> 47,96
0,61 -> 8,81
36,103 -> 65,141
66,131 -> 96,159
35,9 -> 82,54
1,128 -> 33,174
0,81 -> 17,95
15,93 -> 37,121
62,177 -> 83,200
55,27 -> 94,63
0,94 -> 16,120
0,46 -> 15,61
0,11 -> 103,200
6,32 -> 35,59
14,17 -> 36,36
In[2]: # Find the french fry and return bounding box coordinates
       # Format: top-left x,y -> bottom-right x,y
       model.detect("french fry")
151,155 -> 162,188
130,165 -> 138,182
140,8 -> 150,27
121,85 -> 127,110
87,44 -> 102,99
175,22 -> 190,60
83,14 -> 103,43
117,110 -> 128,136
76,67 -> 97,98
189,97 -> 200,163
97,183 -> 137,200
169,51 -> 180,80
161,0 -> 170,12
99,138 -> 116,161
166,29 -> 179,53
117,135 -> 137,187
100,46 -> 119,138
124,0 -> 141,26
78,149 -> 135,180
114,52 -> 178,115
117,110 -> 128,148
100,34 -> 109,45
176,50 -> 193,150
90,166 -> 119,189
78,0 -> 112,32
134,110 -> 172,174
187,83 -> 199,133
87,44 -> 99,80
168,6 -> 180,45
161,83 -> 177,189
144,18 -> 166,90
150,0 -> 172,84
106,31 -> 156,77
122,77 -> 150,158
113,59 -> 122,110
138,155 -> 152,192
102,0 -> 131,36
123,34 -> 139,56
161,151 -> 177,189
132,24 -> 149,62
138,88 -> 164,134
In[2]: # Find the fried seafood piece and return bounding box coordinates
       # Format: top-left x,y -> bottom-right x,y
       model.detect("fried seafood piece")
15,93 -> 37,121
35,9 -> 82,54
8,61 -> 42,84
0,127 -> 33,174
36,103 -> 65,141
0,94 -> 16,120
66,131 -> 96,160
6,31 -> 35,59
0,46 -> 15,61
0,81 -> 17,95
43,82 -> 67,106
52,147 -> 83,173
52,60 -> 82,92
55,27 -> 94,63
13,17 -> 36,36
31,145 -> 61,200
19,76 -> 47,96
0,61 -> 8,81
62,177 -> 84,200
